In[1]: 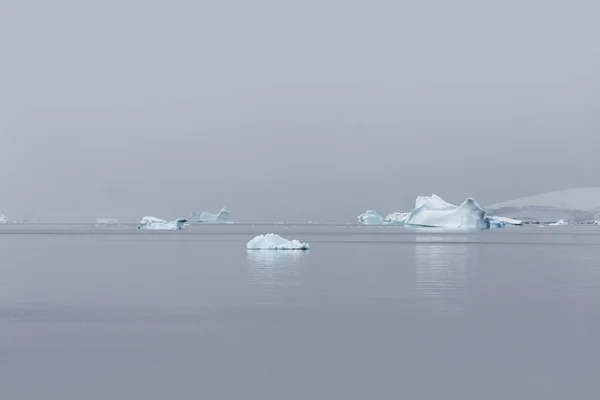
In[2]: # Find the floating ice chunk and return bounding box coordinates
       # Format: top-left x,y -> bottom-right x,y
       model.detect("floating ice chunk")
548,219 -> 568,226
358,210 -> 384,225
486,218 -> 505,228
487,216 -> 523,226
138,216 -> 187,230
0,214 -> 7,224
385,212 -> 410,225
405,195 -> 488,229
189,207 -> 231,223
247,234 -> 309,250
96,218 -> 120,224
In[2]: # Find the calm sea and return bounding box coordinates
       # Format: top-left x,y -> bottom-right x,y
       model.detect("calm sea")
1,224 -> 599,399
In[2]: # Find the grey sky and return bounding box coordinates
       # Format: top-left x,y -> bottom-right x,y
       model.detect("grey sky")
1,0 -> 599,222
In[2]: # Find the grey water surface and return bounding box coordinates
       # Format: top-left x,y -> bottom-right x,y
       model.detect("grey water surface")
1,224 -> 599,399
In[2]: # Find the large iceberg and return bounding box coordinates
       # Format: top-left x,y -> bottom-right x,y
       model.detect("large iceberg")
404,194 -> 488,229
189,207 -> 230,223
247,234 -> 309,250
138,216 -> 187,230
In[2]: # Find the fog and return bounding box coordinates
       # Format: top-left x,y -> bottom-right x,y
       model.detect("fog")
1,0 -> 598,221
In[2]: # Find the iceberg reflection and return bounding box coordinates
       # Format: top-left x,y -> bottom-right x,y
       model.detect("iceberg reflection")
246,250 -> 309,305
414,235 -> 473,314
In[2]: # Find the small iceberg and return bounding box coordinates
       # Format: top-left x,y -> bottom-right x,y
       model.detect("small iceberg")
138,216 -> 187,230
357,210 -> 384,225
548,219 -> 568,226
0,214 -> 7,224
96,218 -> 120,225
189,207 -> 230,223
405,194 -> 488,229
357,210 -> 410,225
247,234 -> 309,250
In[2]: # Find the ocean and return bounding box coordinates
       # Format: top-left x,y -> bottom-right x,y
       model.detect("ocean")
1,224 -> 599,399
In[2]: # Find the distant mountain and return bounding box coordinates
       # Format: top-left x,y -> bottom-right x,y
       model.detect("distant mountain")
486,188 -> 600,223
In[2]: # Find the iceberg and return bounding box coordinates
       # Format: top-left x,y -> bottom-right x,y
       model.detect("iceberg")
138,216 -> 187,230
385,212 -> 410,225
189,207 -> 230,223
96,218 -> 120,224
487,216 -> 523,226
486,218 -> 505,228
247,234 -> 309,250
0,214 -> 7,224
358,210 -> 384,225
405,194 -> 488,229
548,219 -> 568,226
357,210 -> 410,225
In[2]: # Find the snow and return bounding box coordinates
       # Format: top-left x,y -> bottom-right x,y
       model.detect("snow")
138,216 -> 187,230
405,195 -> 488,229
189,207 -> 230,223
247,234 -> 309,250
487,187 -> 600,211
485,188 -> 600,223
358,210 -> 384,225
415,194 -> 456,210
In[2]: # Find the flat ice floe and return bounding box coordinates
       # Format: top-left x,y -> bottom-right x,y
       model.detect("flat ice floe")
138,216 -> 187,230
96,218 -> 120,224
247,234 -> 309,250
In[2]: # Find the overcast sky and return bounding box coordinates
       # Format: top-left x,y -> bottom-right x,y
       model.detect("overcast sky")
1,0 -> 599,222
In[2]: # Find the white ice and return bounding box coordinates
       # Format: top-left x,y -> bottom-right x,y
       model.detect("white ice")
384,212 -> 410,225
0,214 -> 7,224
96,218 -> 120,224
357,210 -> 384,225
405,194 -> 488,229
486,187 -> 600,223
357,210 -> 409,225
487,216 -> 523,226
138,216 -> 187,230
247,234 -> 309,250
189,207 -> 231,223
548,219 -> 568,226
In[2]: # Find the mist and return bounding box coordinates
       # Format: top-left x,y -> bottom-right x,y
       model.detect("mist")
1,0 -> 599,222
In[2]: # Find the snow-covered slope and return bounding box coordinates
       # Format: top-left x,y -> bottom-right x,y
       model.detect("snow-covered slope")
486,188 -> 600,223
487,188 -> 600,211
